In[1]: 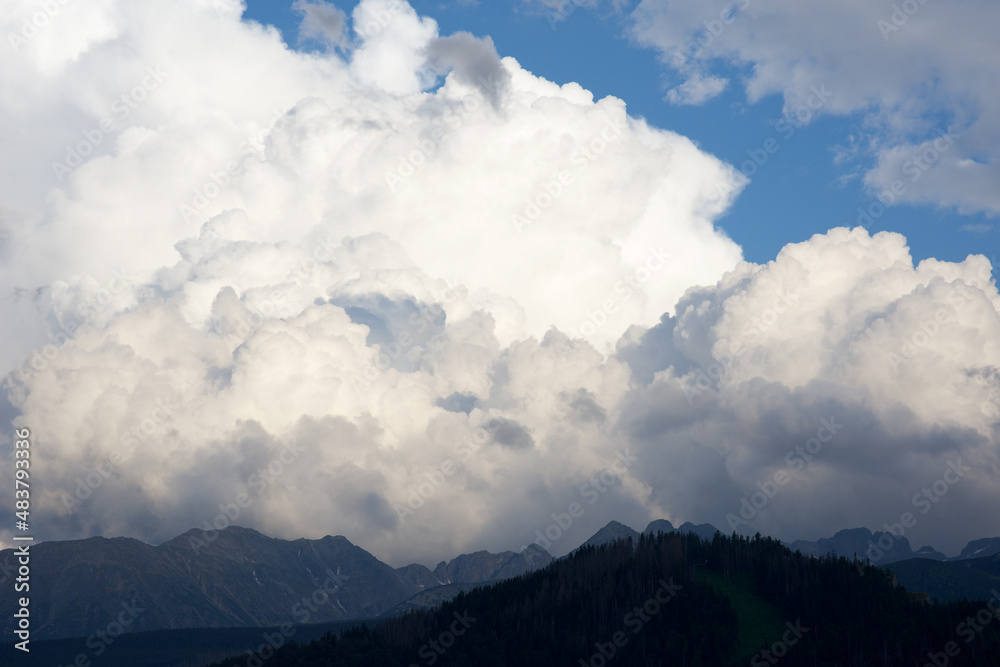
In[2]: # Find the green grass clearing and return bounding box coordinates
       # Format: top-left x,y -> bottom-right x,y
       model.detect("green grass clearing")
695,566 -> 787,660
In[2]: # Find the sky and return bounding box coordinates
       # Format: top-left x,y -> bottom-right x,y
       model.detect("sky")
0,0 -> 998,567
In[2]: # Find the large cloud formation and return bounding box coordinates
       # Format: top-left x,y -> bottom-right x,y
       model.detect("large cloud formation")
0,0 -> 997,566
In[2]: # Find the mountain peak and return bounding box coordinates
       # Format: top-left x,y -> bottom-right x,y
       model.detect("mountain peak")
643,519 -> 676,535
789,527 -> 914,564
955,537 -> 1000,560
642,519 -> 720,542
581,521 -> 640,550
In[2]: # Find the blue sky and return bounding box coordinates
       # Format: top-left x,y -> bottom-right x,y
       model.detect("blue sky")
245,0 -> 997,267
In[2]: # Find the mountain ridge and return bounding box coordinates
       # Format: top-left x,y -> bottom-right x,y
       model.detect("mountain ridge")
0,525 -> 551,641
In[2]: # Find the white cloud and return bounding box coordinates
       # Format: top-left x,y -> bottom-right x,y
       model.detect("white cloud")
618,227 -> 1000,553
665,73 -> 728,105
619,0 -> 1000,217
1,0 -> 998,567
11,222 -> 1000,564
0,0 -> 744,369
0,0 -> 743,563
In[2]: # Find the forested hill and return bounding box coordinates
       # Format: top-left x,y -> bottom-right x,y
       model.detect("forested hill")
212,532 -> 1000,667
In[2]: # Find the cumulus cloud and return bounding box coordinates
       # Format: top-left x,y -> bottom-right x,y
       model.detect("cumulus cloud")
617,227 -> 1000,552
0,0 -> 998,565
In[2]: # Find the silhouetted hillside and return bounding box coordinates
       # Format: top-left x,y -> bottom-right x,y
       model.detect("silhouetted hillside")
887,552 -> 1000,601
210,532 -> 1000,666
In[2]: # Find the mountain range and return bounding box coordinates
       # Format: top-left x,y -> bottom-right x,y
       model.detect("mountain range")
4,519 -> 1000,644
0,526 -> 550,641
